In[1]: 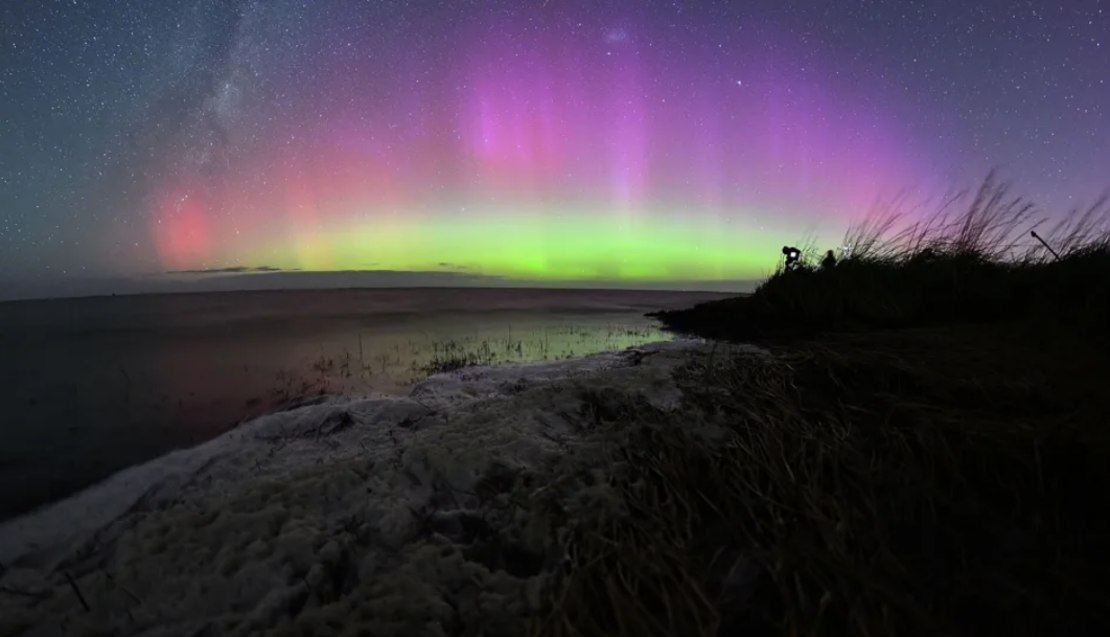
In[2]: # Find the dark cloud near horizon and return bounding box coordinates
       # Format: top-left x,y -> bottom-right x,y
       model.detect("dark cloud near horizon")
168,265 -> 283,274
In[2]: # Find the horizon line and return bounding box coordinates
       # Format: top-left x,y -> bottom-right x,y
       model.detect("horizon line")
0,282 -> 754,305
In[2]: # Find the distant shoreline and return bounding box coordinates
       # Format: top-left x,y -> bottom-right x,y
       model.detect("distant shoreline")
0,284 -> 748,306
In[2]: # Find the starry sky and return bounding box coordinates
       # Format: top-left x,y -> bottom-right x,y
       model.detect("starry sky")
0,0 -> 1106,298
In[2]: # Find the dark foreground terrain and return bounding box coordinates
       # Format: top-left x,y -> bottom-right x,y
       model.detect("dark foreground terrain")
602,179 -> 1110,636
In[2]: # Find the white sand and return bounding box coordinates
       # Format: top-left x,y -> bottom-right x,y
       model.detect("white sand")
0,339 -> 763,637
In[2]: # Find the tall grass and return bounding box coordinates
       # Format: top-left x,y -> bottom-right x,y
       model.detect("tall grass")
656,171 -> 1110,340
842,171 -> 1109,263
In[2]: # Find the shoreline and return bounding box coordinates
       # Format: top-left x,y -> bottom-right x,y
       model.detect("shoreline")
0,307 -> 688,526
0,340 -> 713,564
1,338 -> 760,636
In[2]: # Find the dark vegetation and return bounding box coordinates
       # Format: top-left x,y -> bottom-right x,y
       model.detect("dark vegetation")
532,173 -> 1110,637
652,172 -> 1109,342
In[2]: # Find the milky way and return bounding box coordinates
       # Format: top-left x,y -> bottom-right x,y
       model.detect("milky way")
1,0 -> 1106,291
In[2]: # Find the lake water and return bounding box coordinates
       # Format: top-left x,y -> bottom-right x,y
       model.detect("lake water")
0,287 -> 729,523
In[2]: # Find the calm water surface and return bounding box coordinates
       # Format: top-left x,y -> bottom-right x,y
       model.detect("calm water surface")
0,287 -> 730,522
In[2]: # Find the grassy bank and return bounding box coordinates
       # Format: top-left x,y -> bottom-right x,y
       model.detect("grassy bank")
652,173 -> 1109,342
539,174 -> 1110,636
529,328 -> 1109,637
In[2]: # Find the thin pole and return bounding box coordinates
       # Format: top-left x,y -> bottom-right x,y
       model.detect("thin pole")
1030,230 -> 1061,261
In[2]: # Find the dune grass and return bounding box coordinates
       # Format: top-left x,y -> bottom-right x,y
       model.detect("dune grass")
653,171 -> 1110,342
533,173 -> 1110,636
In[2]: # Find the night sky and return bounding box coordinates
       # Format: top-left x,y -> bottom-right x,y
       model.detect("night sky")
1,0 -> 1106,297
